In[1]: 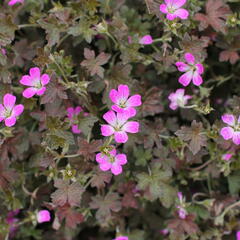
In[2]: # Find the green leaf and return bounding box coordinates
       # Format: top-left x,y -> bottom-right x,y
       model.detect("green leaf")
133,147 -> 152,166
228,173 -> 240,195
78,114 -> 98,136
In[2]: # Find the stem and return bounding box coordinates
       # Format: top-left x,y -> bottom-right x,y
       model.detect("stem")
159,134 -> 171,139
49,53 -> 69,83
64,153 -> 80,158
18,24 -> 39,29
220,200 -> 240,218
188,159 -> 213,171
182,104 -> 197,109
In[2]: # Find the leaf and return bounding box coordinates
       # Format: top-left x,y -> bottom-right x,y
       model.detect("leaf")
78,114 -> 98,136
91,169 -> 112,189
81,48 -> 111,78
168,214 -> 199,235
228,174 -> 240,195
175,120 -> 207,155
141,87 -> 163,117
0,14 -> 17,46
78,139 -> 102,161
57,205 -> 84,229
133,146 -> 152,167
194,0 -> 231,33
136,165 -> 176,208
0,160 -> 18,189
51,179 -> 84,207
40,77 -> 68,104
90,192 -> 121,221
219,50 -> 239,64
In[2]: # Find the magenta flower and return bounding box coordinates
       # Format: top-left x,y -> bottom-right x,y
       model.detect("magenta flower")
222,153 -> 233,161
37,210 -> 51,223
220,114 -> 240,145
160,0 -> 189,20
20,67 -> 50,99
109,84 -> 142,117
8,0 -> 24,6
160,229 -> 169,235
176,53 -> 204,87
237,231 -> 240,240
0,94 -> 24,127
114,237 -> 128,240
168,88 -> 192,110
139,35 -> 153,45
67,106 -> 84,134
101,110 -> 139,143
1,48 -> 6,55
96,148 -> 127,175
177,206 -> 187,219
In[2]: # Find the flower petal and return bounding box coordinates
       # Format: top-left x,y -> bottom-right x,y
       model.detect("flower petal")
118,85 -> 129,100
67,107 -> 74,119
174,8 -> 189,19
139,35 -> 153,45
222,114 -> 235,126
126,94 -> 142,107
3,94 -> 16,109
115,154 -> 127,165
192,72 -> 203,86
36,87 -> 46,96
196,63 -> 204,74
101,125 -> 115,136
166,13 -> 177,20
114,131 -> 128,143
96,153 -> 109,164
117,111 -> 131,125
12,104 -> 24,117
99,162 -> 112,171
109,89 -> 119,104
169,102 -> 178,110
74,106 -> 82,115
20,75 -> 34,86
159,4 -> 168,14
111,164 -> 123,175
22,87 -> 37,98
184,53 -> 195,64
122,121 -> 139,133
5,116 -> 16,127
220,127 -> 234,140
171,0 -> 186,8
103,110 -> 117,125
29,67 -> 41,78
178,71 -> 193,86
233,132 -> 240,145
0,104 -> 5,120
41,74 -> 50,86
175,62 -> 190,72
71,125 -> 81,134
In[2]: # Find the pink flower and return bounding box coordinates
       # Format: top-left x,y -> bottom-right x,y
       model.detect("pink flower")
222,153 -> 233,161
114,237 -> 128,240
237,231 -> 240,240
1,48 -> 6,55
160,0 -> 189,20
139,35 -> 153,45
220,114 -> 240,145
168,88 -> 192,110
176,53 -> 204,87
37,210 -> 51,223
109,84 -> 142,117
0,94 -> 24,127
160,229 -> 169,235
96,148 -> 127,175
67,106 -> 84,134
177,206 -> 187,219
177,192 -> 183,202
8,0 -> 24,6
101,110 -> 139,143
20,67 -> 50,98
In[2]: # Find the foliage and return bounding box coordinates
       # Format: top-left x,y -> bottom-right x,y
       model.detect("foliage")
1,0 -> 240,239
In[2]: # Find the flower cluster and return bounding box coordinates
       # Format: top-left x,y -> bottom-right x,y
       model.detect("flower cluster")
8,0 -> 24,6
66,106 -> 88,134
37,210 -> 51,223
220,114 -> 240,145
96,85 -> 141,175
160,0 -> 189,20
0,67 -> 50,128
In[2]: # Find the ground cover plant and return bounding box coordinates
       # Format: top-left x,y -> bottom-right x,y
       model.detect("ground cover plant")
1,0 -> 240,239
